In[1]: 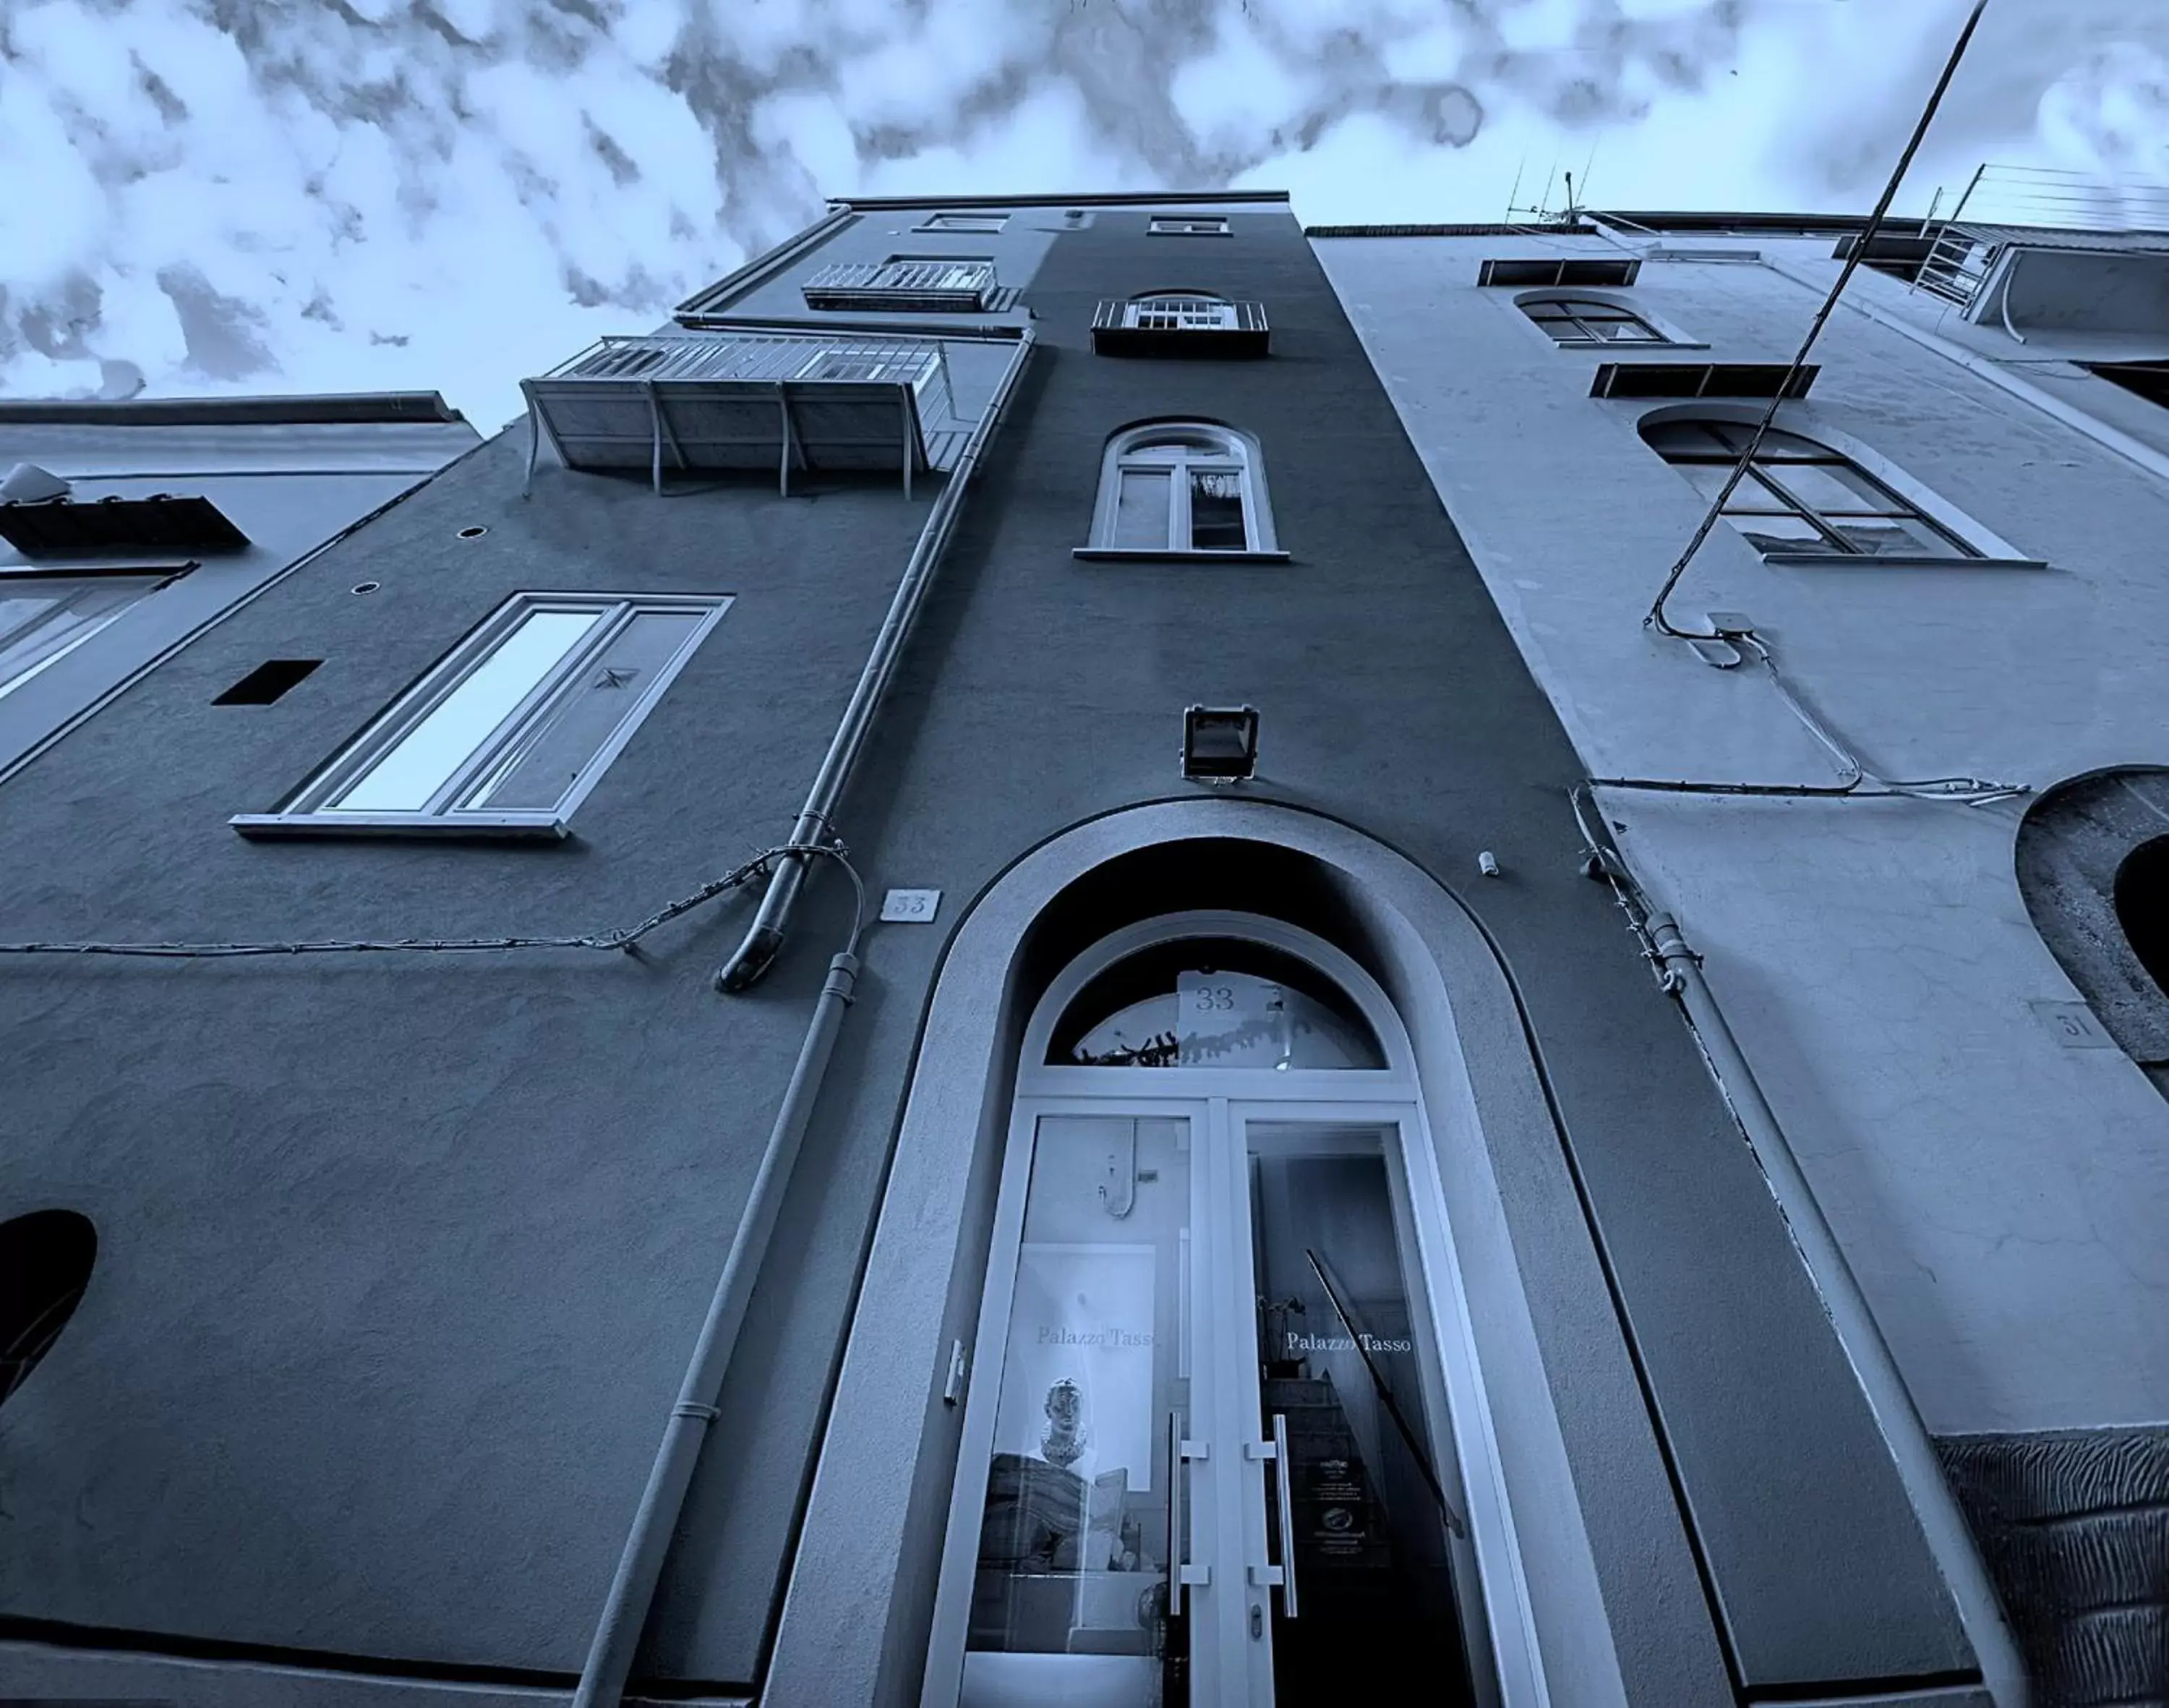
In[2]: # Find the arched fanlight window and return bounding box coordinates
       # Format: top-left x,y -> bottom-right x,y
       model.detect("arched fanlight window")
1520,294 -> 1668,346
2016,767 -> 2169,1100
1122,291 -> 1238,332
1640,415 -> 1982,560
1088,422 -> 1278,555
2114,835 -> 2169,999
1046,934 -> 1387,1068
1,1209 -> 95,1409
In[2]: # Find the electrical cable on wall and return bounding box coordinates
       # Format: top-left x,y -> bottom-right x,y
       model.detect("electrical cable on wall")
0,838 -> 868,964
1643,0 -> 1990,644
1591,632 -> 2029,808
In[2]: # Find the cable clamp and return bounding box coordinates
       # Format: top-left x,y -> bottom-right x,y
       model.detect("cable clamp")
672,1402 -> 720,1424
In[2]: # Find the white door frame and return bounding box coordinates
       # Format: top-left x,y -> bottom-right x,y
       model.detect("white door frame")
919,911 -> 1539,1708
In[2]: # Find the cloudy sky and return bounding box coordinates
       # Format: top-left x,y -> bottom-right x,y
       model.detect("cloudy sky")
2,0 -> 2166,431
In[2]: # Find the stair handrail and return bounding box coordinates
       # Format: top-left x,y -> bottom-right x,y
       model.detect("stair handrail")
1304,1249 -> 1468,1539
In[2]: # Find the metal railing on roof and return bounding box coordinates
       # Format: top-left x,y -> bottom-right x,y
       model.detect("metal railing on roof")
1943,163 -> 2169,236
1910,163 -> 2169,318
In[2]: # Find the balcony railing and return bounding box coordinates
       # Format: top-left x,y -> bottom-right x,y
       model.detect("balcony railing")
801,259 -> 998,312
521,332 -> 963,496
1090,298 -> 1270,358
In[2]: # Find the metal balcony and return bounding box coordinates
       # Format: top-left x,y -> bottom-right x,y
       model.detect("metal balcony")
800,259 -> 998,312
521,332 -> 965,497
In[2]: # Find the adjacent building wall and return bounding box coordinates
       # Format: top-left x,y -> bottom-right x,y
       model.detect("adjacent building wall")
0,397 -> 482,780
1317,220 -> 2169,1702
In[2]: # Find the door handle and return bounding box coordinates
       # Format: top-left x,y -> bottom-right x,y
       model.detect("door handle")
1271,1412 -> 1299,1618
1166,1410 -> 1184,1617
1166,1412 -> 1211,1612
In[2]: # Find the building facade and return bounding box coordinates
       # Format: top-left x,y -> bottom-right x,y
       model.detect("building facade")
1314,205 -> 2169,1708
0,189 -> 2160,1708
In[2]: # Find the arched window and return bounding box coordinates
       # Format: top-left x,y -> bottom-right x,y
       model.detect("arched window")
1521,294 -> 1667,345
1121,292 -> 1238,332
2016,768 -> 2169,1099
2114,835 -> 2169,999
1047,932 -> 1389,1068
1640,415 -> 1981,560
1,1209 -> 95,1409
1087,422 -> 1278,555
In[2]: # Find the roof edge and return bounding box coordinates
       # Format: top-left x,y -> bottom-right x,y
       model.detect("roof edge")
830,189 -> 1293,211
1306,222 -> 1594,239
0,393 -> 468,427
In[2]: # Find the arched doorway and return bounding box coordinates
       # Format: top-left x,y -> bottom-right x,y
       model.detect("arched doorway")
921,912 -> 1499,1708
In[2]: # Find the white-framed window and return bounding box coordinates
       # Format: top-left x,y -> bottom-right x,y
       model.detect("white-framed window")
1521,295 -> 1669,346
1082,422 -> 1281,558
232,592 -> 730,839
1148,215 -> 1230,237
0,570 -> 177,702
915,212 -> 1009,234
1122,293 -> 1238,331
1640,417 -> 1981,560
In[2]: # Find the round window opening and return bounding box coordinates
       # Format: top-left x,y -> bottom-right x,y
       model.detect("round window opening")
2114,834 -> 2169,999
1,1208 -> 96,1409
1049,936 -> 1387,1069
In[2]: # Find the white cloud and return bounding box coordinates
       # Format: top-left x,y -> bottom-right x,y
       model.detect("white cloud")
2,0 -> 2164,426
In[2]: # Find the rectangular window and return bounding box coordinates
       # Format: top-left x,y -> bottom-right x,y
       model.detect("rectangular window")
916,213 -> 1009,234
1188,471 -> 1247,550
1478,257 -> 1640,287
0,572 -> 171,701
1124,297 -> 1239,331
1148,215 -> 1230,236
233,592 -> 729,839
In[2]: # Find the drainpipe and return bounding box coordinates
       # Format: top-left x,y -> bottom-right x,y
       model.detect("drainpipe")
572,940 -> 863,1708
1572,795 -> 2030,1707
714,325 -> 1037,993
1761,256 -> 2169,490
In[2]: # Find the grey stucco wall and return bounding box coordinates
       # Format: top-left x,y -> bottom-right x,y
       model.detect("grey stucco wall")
0,427 -> 937,1693
4,205 -> 1975,1704
1314,229 -> 2169,1443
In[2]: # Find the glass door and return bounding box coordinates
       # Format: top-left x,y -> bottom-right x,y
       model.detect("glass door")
1231,1114 -> 1485,1707
939,1103 -> 1488,1708
957,1108 -> 1214,1708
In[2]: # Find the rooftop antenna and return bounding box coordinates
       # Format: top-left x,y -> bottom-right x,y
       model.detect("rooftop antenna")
1562,171 -> 1577,221
1505,155 -> 1526,226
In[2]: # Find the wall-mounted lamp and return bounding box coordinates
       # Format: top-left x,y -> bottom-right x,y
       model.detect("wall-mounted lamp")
1182,705 -> 1258,783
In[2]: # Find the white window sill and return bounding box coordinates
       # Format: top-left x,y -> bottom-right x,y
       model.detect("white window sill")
1073,547 -> 1292,563
1758,552 -> 2050,570
231,811 -> 570,841
1562,340 -> 1711,352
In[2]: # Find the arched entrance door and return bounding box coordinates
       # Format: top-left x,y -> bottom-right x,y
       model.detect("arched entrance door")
922,913 -> 1499,1708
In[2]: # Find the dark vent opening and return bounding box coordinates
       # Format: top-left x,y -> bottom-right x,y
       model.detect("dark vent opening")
215,659 -> 322,705
2115,836 -> 2169,999
2084,362 -> 2169,411
1,1210 -> 96,1409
